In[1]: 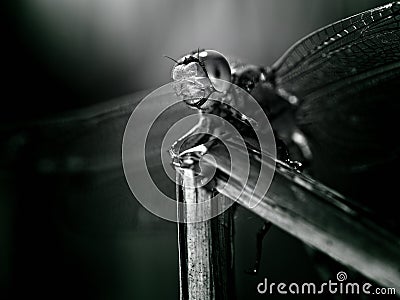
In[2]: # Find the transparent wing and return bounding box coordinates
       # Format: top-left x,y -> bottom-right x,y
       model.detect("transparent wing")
270,3 -> 400,221
272,2 -> 400,103
269,2 -> 400,165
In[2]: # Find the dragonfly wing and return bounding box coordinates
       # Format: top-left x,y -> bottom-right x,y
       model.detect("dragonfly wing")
272,2 -> 400,101
269,2 -> 400,166
270,3 -> 400,224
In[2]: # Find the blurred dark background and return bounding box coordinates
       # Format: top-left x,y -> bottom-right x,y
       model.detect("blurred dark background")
0,0 -> 392,299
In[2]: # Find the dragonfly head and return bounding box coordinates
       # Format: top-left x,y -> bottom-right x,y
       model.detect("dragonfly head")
171,49 -> 231,109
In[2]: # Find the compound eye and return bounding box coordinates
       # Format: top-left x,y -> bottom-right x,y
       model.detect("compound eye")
198,50 -> 231,92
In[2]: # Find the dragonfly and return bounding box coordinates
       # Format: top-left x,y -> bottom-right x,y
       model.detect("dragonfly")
169,2 -> 400,274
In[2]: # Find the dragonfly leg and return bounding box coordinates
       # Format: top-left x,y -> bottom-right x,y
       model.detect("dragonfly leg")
246,221 -> 272,275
